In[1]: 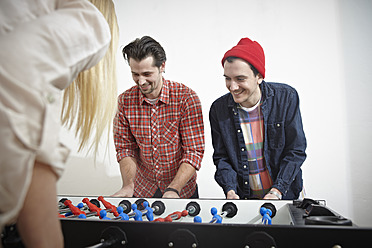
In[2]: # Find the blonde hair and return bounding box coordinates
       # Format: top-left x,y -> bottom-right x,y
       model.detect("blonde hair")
61,0 -> 119,154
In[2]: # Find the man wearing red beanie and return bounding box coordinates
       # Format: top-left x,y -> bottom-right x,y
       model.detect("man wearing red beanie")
209,37 -> 307,200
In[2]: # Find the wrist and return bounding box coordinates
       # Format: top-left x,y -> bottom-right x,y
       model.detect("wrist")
268,189 -> 282,200
122,182 -> 134,190
164,187 -> 180,196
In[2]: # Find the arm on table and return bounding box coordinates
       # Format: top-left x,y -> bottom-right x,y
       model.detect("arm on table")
111,156 -> 137,197
163,162 -> 196,198
268,89 -> 306,198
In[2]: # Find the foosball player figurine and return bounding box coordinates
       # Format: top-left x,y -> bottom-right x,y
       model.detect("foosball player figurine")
61,203 -> 84,217
142,201 -> 154,221
165,210 -> 189,222
153,210 -> 188,222
133,199 -> 154,221
131,204 -> 143,221
58,198 -> 88,216
82,198 -> 104,218
102,206 -> 129,221
153,201 -> 200,222
98,196 -> 119,217
133,199 -> 166,221
204,203 -> 238,224
64,199 -> 86,218
116,206 -> 130,220
260,202 -> 277,225
99,210 -> 111,220
210,207 -> 222,223
193,216 -> 202,223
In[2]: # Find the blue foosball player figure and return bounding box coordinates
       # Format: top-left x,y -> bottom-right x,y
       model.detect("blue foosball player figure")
193,216 -> 202,223
143,201 -> 154,221
210,207 -> 222,223
131,203 -> 143,221
116,206 -> 129,220
260,207 -> 272,225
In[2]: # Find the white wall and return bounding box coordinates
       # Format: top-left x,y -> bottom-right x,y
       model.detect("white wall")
57,0 -> 372,227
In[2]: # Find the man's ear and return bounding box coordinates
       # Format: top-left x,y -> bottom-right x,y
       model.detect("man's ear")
257,73 -> 264,84
160,62 -> 166,73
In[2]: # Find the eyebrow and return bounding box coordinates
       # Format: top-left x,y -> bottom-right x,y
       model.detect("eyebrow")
223,74 -> 247,78
131,71 -> 153,75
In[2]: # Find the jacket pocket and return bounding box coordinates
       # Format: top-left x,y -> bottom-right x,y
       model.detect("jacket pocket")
267,122 -> 285,148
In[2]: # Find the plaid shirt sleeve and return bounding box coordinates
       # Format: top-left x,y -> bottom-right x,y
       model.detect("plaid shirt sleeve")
179,89 -> 205,170
113,90 -> 139,162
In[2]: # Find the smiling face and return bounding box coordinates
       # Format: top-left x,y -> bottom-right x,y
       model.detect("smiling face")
129,56 -> 165,99
223,58 -> 263,108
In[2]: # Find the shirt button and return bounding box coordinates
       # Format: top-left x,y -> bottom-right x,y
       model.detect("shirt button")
277,123 -> 281,127
154,147 -> 157,151
243,165 -> 247,169
46,93 -> 55,103
241,148 -> 245,151
237,129 -> 241,133
245,181 -> 248,185
156,165 -> 159,169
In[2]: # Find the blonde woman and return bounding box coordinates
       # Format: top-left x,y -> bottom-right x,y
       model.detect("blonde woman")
0,0 -> 119,247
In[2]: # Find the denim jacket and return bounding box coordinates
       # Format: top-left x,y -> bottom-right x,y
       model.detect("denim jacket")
209,81 -> 307,199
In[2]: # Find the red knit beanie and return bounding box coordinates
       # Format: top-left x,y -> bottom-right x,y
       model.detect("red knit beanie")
221,38 -> 265,78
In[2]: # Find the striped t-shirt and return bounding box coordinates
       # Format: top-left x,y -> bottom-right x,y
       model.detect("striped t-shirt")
238,101 -> 273,199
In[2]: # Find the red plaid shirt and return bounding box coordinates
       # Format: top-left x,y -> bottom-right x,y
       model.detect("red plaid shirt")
114,79 -> 205,198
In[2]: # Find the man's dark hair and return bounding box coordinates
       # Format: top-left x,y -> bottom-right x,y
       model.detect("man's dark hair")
122,36 -> 166,68
225,56 -> 259,77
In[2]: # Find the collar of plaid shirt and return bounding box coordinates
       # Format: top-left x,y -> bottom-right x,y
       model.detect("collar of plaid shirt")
139,78 -> 169,105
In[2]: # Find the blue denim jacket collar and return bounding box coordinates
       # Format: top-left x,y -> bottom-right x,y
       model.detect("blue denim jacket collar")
226,80 -> 273,112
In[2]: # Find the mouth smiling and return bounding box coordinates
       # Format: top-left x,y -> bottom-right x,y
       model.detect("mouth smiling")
232,89 -> 244,96
140,82 -> 151,91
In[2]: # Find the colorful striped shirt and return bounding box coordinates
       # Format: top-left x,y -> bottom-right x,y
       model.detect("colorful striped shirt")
238,101 -> 273,199
113,79 -> 205,198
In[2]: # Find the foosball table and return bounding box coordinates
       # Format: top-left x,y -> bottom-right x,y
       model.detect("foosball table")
2,196 -> 371,248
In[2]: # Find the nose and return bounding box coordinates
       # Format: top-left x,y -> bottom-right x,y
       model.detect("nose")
229,80 -> 239,91
137,76 -> 146,85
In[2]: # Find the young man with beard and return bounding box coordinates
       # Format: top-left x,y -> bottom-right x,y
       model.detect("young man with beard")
209,37 -> 306,200
112,36 -> 205,199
